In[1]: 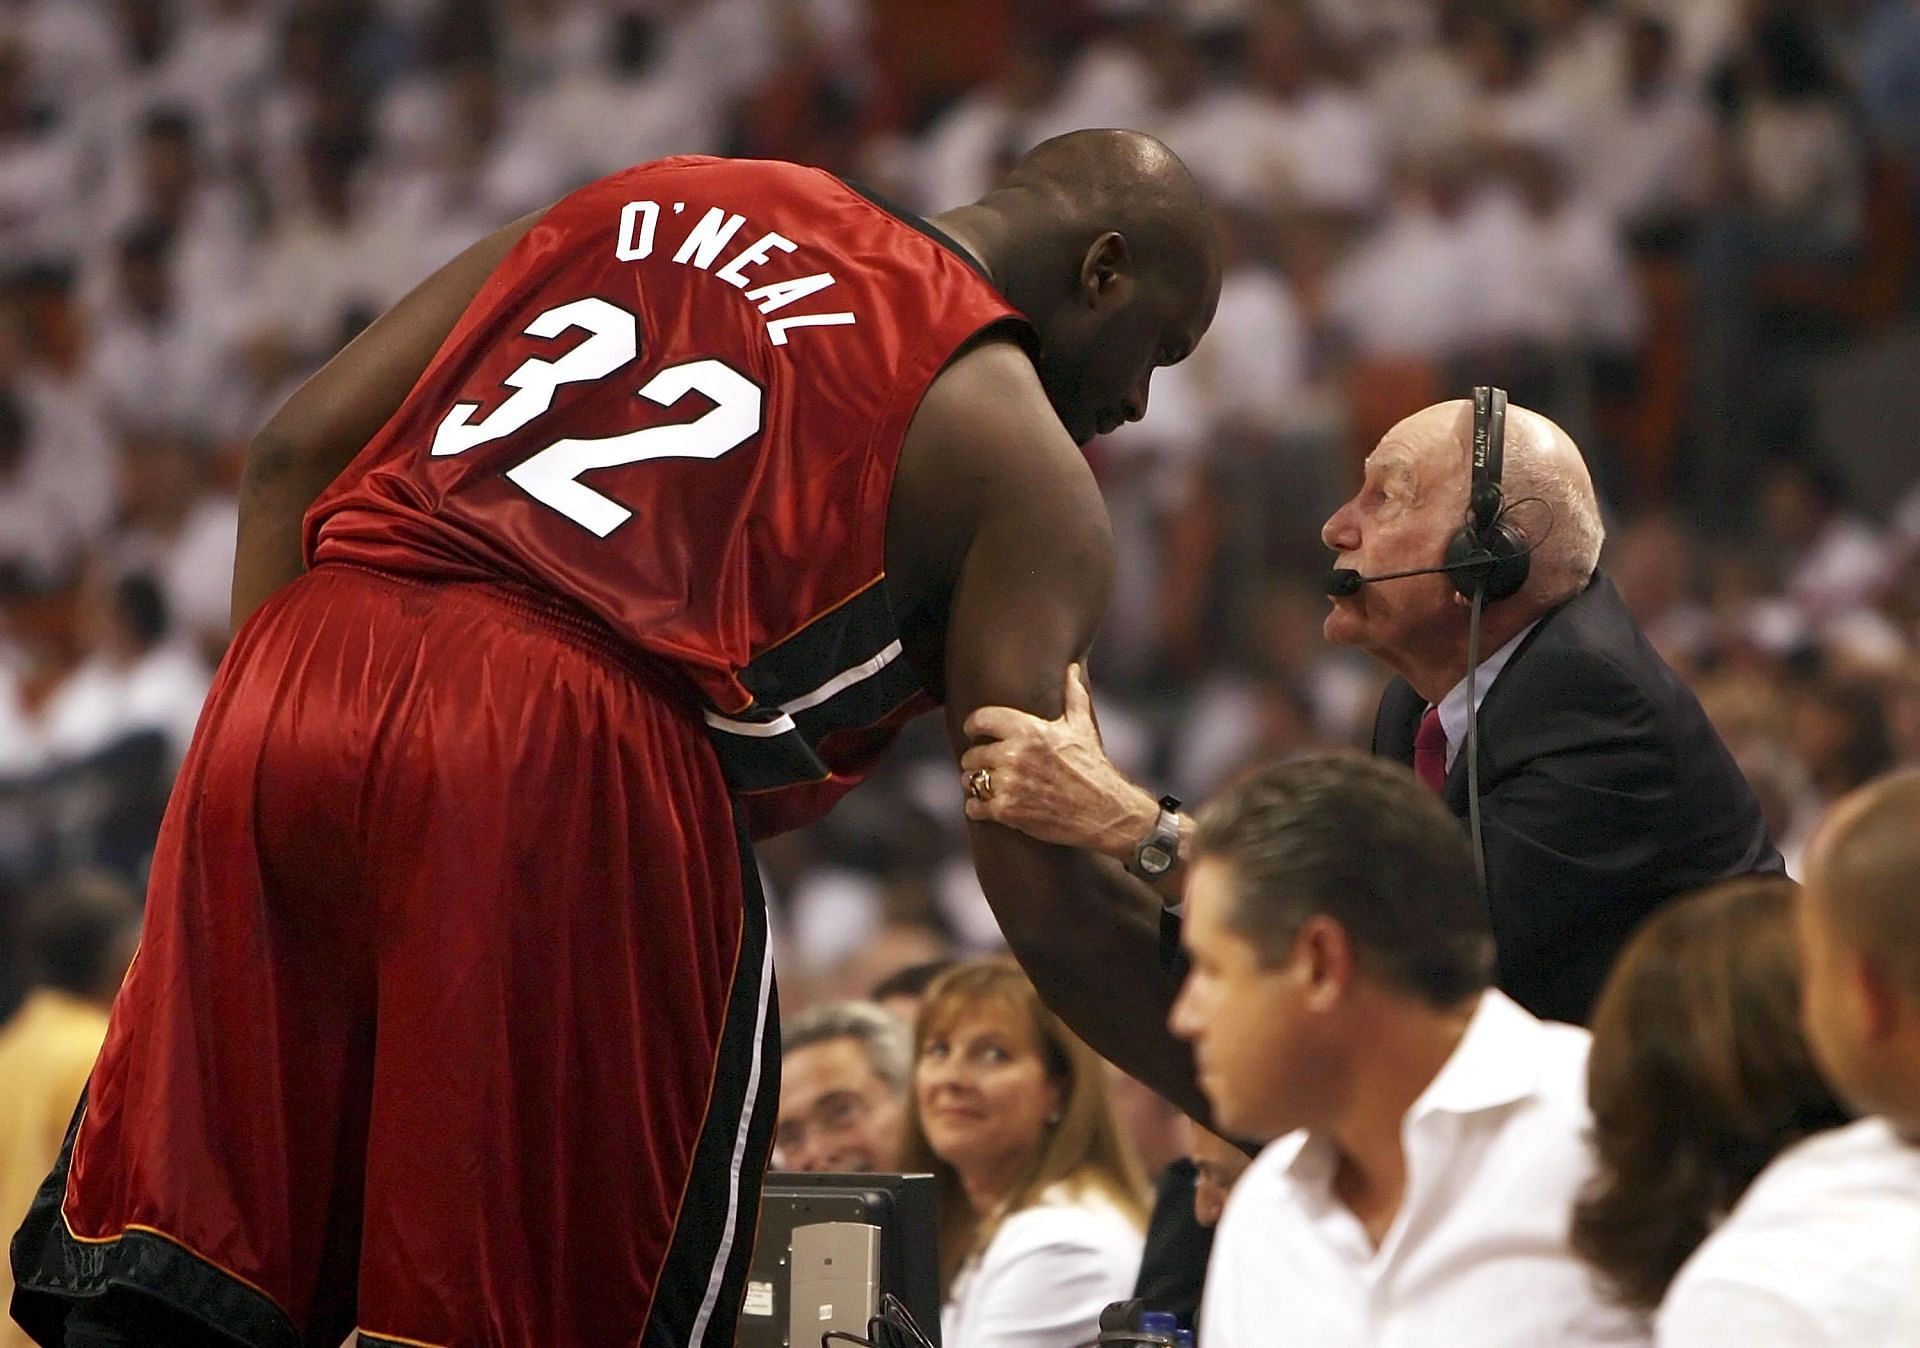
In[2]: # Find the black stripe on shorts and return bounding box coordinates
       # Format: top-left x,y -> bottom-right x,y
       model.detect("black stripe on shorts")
641,805 -> 781,1347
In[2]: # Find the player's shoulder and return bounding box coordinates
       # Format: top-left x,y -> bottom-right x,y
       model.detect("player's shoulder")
912,336 -> 1085,499
584,154 -> 862,215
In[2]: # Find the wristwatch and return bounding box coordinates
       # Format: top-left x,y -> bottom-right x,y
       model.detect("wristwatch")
1127,795 -> 1184,881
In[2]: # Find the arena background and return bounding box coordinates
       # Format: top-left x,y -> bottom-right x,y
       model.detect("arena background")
2,0 -> 1918,1022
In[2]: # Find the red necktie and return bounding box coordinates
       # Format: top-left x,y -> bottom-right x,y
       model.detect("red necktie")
1414,706 -> 1448,794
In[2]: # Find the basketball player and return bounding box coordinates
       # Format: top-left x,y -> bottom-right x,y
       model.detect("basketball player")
9,135 -> 1218,1348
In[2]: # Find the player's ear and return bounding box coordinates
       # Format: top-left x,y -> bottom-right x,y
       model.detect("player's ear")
1078,232 -> 1132,309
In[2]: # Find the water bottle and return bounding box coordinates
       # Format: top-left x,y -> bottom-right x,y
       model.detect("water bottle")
1094,1307 -> 1180,1346
1137,1311 -> 1179,1345
1175,1332 -> 1195,1348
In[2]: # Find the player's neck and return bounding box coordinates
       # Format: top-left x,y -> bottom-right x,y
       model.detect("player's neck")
925,205 -> 1002,288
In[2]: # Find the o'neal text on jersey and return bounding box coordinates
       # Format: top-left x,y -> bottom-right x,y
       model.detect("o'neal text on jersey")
614,198 -> 857,347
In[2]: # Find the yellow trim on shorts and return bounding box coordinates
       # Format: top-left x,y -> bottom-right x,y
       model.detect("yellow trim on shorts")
57,1212 -> 293,1322
357,1329 -> 451,1348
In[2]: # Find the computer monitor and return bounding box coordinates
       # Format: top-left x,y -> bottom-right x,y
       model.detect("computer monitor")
739,1171 -> 941,1348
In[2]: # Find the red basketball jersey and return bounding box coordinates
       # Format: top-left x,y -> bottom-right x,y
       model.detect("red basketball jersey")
308,156 -> 1028,836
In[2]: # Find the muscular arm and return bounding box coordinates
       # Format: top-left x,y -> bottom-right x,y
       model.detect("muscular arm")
896,341 -> 1208,1123
231,208 -> 545,629
959,666 -> 1193,905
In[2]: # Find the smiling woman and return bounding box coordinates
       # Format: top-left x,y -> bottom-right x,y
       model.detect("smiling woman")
902,959 -> 1149,1348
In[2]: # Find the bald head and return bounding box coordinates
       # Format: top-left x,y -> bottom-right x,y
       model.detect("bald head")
998,130 -> 1219,290
1808,770 -> 1920,996
935,128 -> 1222,446
1387,399 -> 1603,603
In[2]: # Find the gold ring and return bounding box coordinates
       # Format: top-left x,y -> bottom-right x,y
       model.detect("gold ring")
965,767 -> 993,801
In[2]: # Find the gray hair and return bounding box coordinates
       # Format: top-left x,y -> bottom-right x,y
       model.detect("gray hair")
1501,415 -> 1606,600
782,999 -> 912,1096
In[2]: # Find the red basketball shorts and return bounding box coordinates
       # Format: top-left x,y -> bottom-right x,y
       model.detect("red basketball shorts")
10,565 -> 778,1347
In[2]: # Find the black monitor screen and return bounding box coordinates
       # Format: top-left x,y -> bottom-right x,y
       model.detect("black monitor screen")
739,1171 -> 941,1348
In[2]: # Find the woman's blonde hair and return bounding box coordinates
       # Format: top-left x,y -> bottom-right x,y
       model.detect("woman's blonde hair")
900,958 -> 1149,1292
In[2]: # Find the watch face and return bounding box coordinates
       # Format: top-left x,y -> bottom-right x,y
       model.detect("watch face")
1140,844 -> 1173,876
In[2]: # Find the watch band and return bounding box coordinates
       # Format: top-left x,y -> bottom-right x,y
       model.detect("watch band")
1128,794 -> 1184,881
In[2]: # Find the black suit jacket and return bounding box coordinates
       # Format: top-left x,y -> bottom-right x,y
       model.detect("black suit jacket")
1373,571 -> 1782,1024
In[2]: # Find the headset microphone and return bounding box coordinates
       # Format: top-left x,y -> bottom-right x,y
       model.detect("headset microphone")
1322,556 -> 1516,598
1324,568 -> 1364,597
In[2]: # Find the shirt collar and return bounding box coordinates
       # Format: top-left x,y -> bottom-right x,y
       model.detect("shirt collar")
1408,989 -> 1556,1118
1434,621 -> 1539,768
1261,990 -> 1555,1185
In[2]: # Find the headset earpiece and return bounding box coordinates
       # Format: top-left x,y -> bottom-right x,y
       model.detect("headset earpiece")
1448,387 -> 1531,602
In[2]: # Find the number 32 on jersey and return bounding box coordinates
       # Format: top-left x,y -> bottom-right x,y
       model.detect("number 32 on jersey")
429,296 -> 761,538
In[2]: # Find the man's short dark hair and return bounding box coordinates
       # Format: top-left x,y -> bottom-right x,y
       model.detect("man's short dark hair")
1192,753 -> 1493,1006
25,870 -> 143,998
869,960 -> 952,1004
115,571 -> 170,648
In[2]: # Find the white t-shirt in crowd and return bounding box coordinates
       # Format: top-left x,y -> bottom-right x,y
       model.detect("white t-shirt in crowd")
1656,1116 -> 1920,1347
1201,990 -> 1649,1347
942,1182 -> 1143,1348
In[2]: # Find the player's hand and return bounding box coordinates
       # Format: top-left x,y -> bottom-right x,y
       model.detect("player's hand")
960,664 -> 1160,860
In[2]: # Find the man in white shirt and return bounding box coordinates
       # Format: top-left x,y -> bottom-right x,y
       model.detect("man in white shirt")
1797,768 -> 1920,1140
1166,753 -> 1645,1347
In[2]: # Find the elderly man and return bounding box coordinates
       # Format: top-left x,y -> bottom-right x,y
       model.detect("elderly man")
963,399 -> 1778,1024
772,1001 -> 911,1175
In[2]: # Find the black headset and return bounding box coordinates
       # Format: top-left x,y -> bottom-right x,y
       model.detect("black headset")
1443,386 -> 1530,602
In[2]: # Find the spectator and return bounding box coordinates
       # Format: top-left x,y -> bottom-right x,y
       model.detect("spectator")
1792,771 -> 1920,1338
1587,14 -> 1716,245
1797,767 -> 1920,1136
1466,142 -> 1641,366
0,870 -> 140,1348
106,429 -> 237,661
903,958 -> 1147,1348
1326,150 -> 1486,361
1788,672 -> 1896,805
1192,5 -> 1384,215
1571,877 -> 1854,1332
773,1000 -> 910,1175
869,959 -> 953,1026
1172,753 -> 1643,1345
1130,1123 -> 1250,1333
36,567 -> 210,771
1598,788 -> 1920,1346
1188,1126 -> 1249,1228
85,221 -> 243,442
1758,455 -> 1891,637
1725,13 -> 1866,257
0,269 -> 116,587
0,38 -> 87,269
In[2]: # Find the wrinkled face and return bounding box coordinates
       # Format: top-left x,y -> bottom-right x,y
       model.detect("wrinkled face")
1319,434 -> 1469,660
1794,875 -> 1880,1116
773,1037 -> 906,1174
915,1000 -> 1063,1183
1169,858 -> 1320,1143
1034,249 -> 1217,448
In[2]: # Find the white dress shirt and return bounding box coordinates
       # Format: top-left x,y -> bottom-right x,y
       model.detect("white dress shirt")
1201,990 -> 1650,1347
1656,1117 -> 1920,1346
942,1183 -> 1143,1348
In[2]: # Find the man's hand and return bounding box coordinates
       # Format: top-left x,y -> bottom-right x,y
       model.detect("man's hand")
960,664 -> 1161,862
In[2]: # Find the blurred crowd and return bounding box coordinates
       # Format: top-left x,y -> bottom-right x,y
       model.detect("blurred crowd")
2,0 -> 1920,1020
